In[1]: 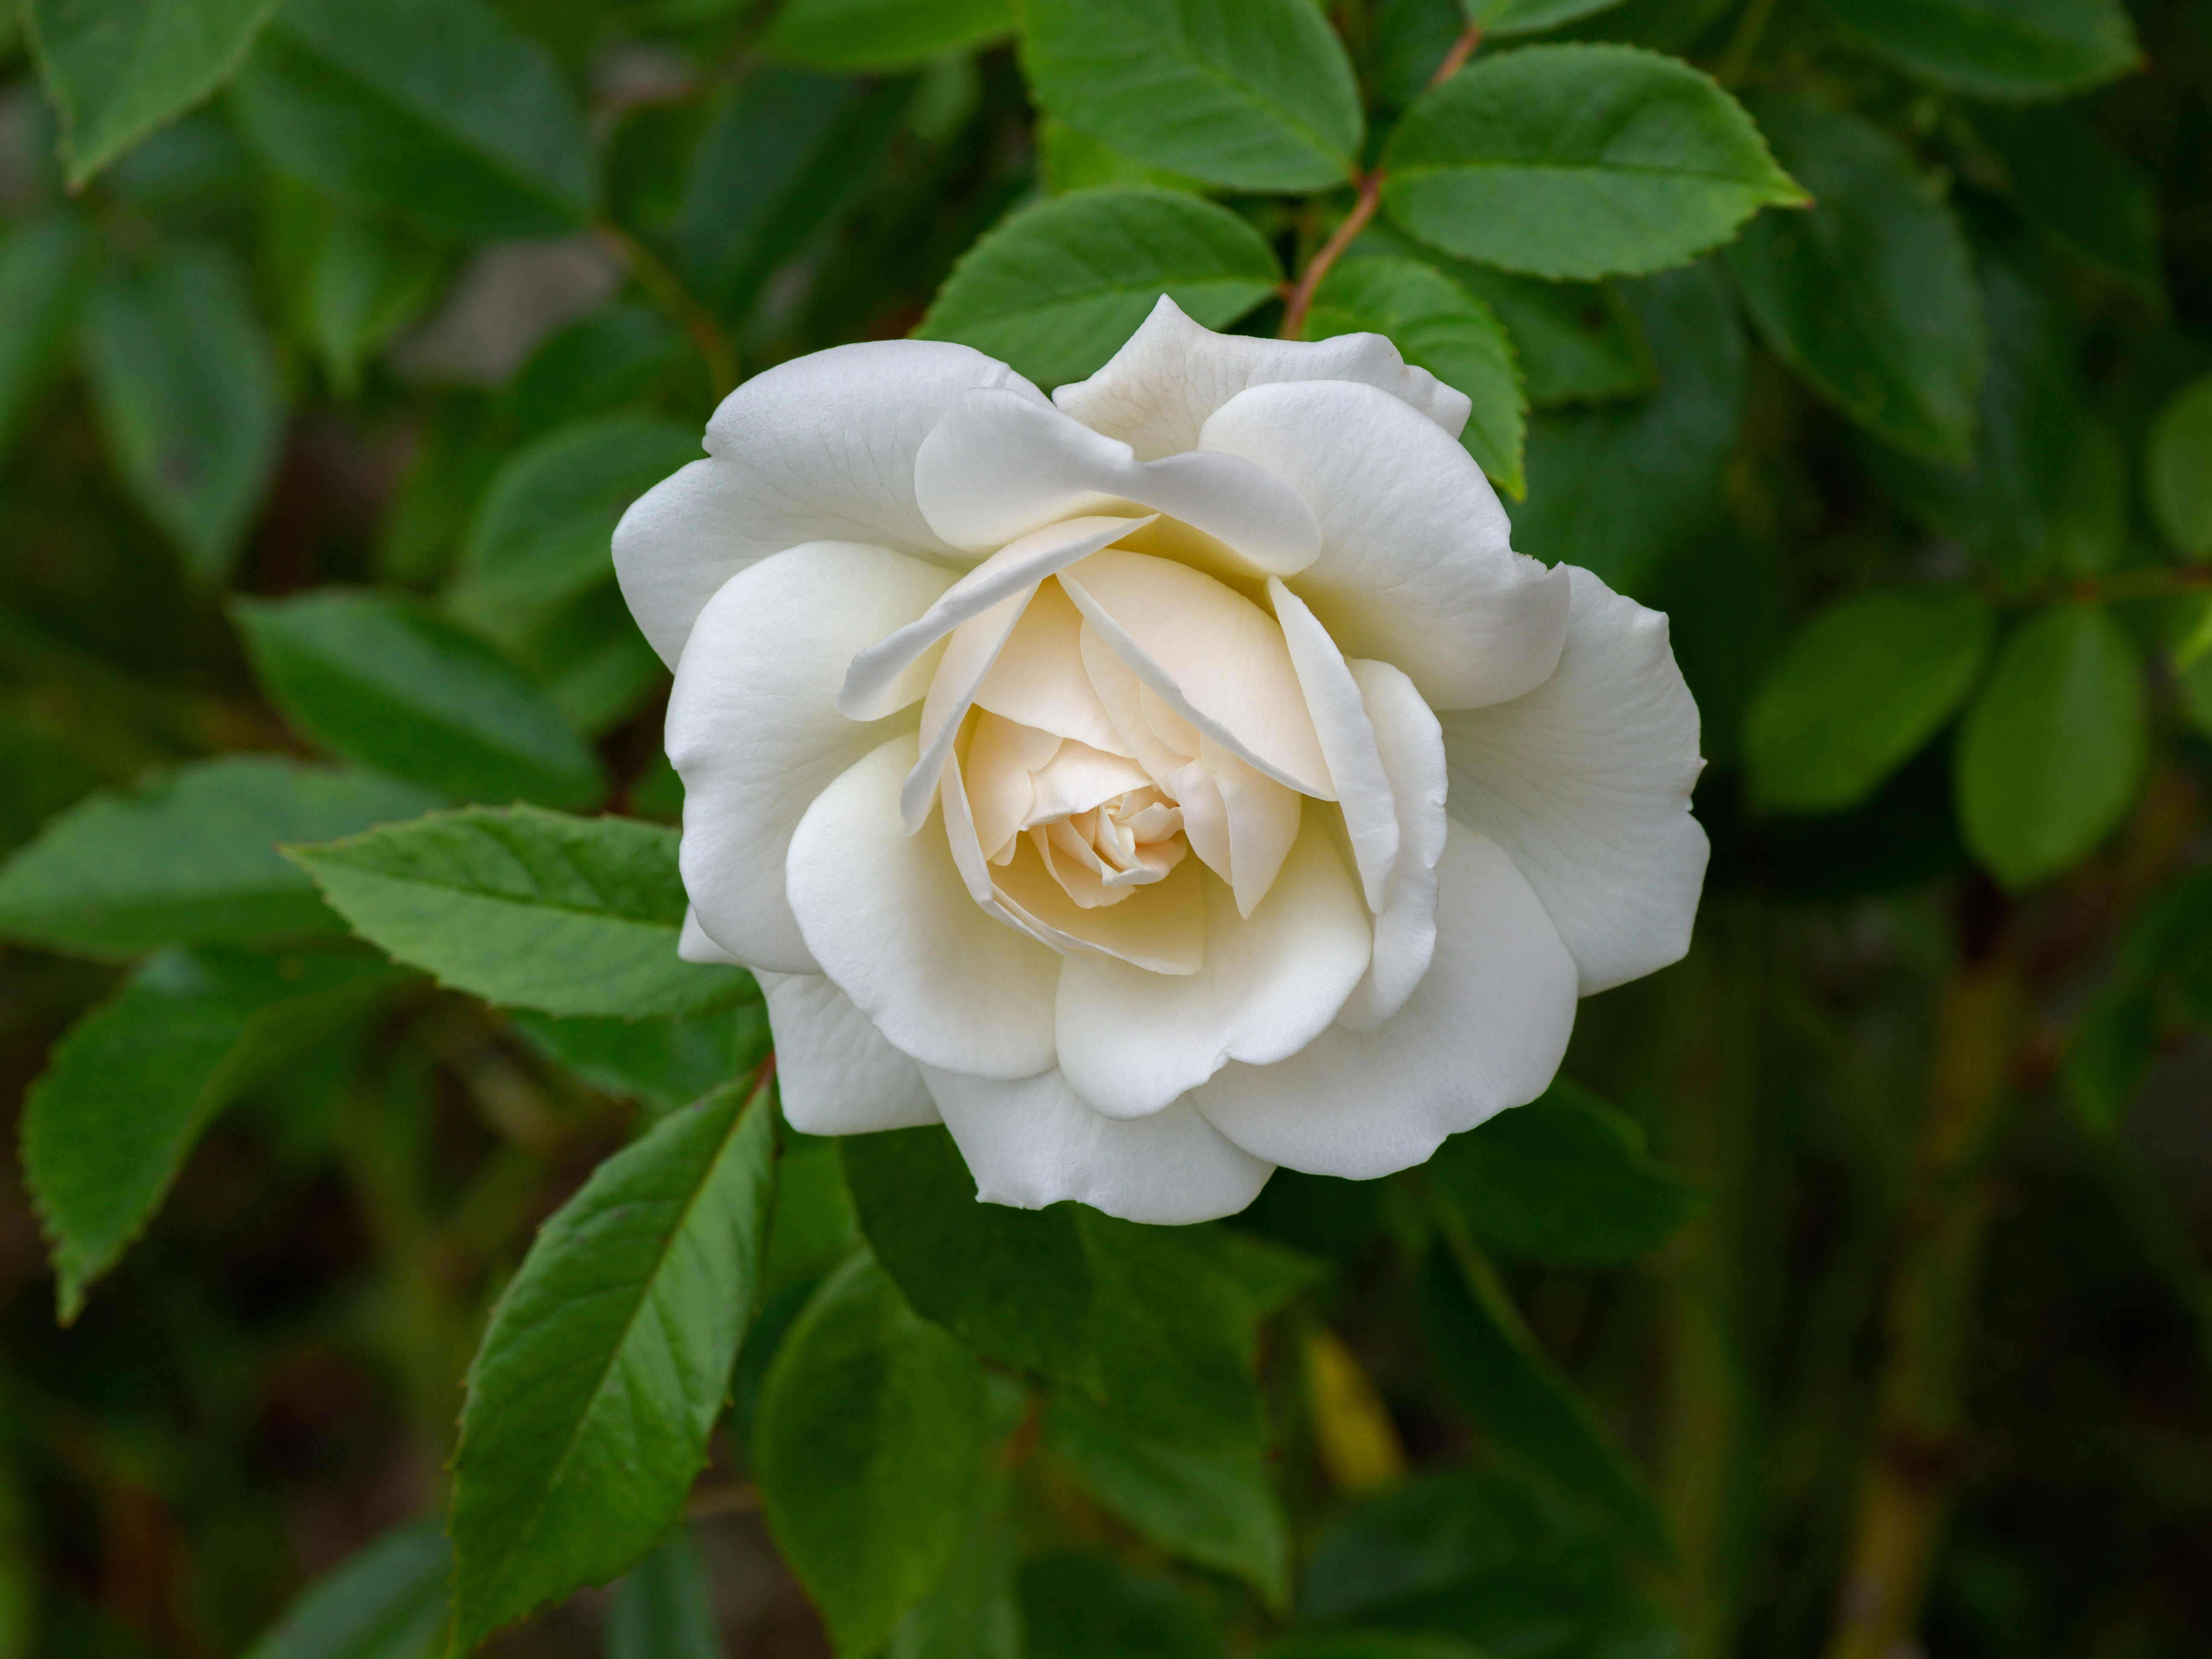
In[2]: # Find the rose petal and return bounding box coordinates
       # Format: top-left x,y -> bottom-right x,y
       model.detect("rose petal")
1054,294 -> 1471,460
1060,550 -> 1334,797
1202,380 -> 1571,710
1270,578 -> 1397,911
923,1064 -> 1272,1225
1054,810 -> 1371,1119
902,587 -> 1033,833
669,543 -> 955,974
972,582 -> 1132,757
1199,739 -> 1301,918
616,340 -> 1045,667
912,386 -> 1321,576
787,736 -> 1060,1079
758,970 -> 940,1134
1440,566 -> 1708,995
678,906 -> 739,964
1334,659 -> 1449,1032
1193,824 -> 1576,1179
840,515 -> 1148,722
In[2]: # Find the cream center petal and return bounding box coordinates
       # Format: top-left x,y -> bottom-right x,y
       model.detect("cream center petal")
918,528 -> 1356,974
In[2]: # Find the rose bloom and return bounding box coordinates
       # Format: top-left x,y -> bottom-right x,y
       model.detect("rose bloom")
614,298 -> 1706,1224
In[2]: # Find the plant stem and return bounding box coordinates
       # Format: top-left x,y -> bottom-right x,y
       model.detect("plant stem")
594,222 -> 739,399
1822,949 -> 2026,1659
1279,170 -> 1383,341
1428,24 -> 1484,88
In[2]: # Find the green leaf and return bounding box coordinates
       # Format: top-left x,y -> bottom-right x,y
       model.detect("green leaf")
1816,0 -> 2139,101
1417,1238 -> 1674,1565
231,0 -> 591,240
510,303 -> 686,438
2062,983 -> 2157,1135
240,1519 -> 450,1659
1977,105 -> 2162,302
675,70 -> 915,318
1307,255 -> 1527,496
759,0 -> 1011,69
1956,604 -> 2146,888
1428,1080 -> 1702,1264
267,179 -> 451,398
510,1004 -> 769,1118
1017,0 -> 1363,193
1019,1553 -> 1225,1659
1512,261 -> 1745,596
1254,1635 -> 1487,1659
1473,0 -> 1632,35
919,186 -> 1281,390
1452,265 -> 1651,406
448,415 -> 701,640
0,756 -> 443,958
890,1492 -> 1022,1659
1743,588 -> 1994,814
0,215 -> 84,463
234,591 -> 606,810
756,1252 -> 988,1658
285,806 -> 755,1019
841,1125 -> 1100,1391
1079,1213 -> 1278,1452
79,241 -> 283,584
24,0 -> 280,185
2148,372 -> 2212,559
1382,44 -> 1804,281
447,1078 -> 777,1652
1726,98 -> 1984,463
1044,1389 -> 1289,1607
498,585 -> 667,739
2049,417 -> 2129,578
1039,119 -> 1213,196
23,947 -> 408,1320
1865,255 -> 2078,585
606,1529 -> 719,1659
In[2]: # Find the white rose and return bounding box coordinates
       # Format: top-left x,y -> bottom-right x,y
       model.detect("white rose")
614,299 -> 1707,1225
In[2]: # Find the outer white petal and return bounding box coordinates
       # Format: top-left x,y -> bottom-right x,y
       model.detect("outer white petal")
1193,824 -> 1576,1179
911,387 -> 1321,576
1054,810 -> 1371,1120
840,515 -> 1148,722
786,736 -> 1060,1080
1203,380 -> 1571,711
678,906 -> 739,964
1440,566 -> 1708,996
758,970 -> 939,1134
615,340 -> 1046,667
1270,578 -> 1397,912
924,1064 -> 1272,1224
669,544 -> 955,975
1335,660 -> 1449,1032
1054,294 -> 1471,459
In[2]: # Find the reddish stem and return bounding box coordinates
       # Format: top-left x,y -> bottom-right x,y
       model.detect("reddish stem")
1278,170 -> 1384,340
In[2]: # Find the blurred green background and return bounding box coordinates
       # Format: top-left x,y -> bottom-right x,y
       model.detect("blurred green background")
3,0 -> 2212,1656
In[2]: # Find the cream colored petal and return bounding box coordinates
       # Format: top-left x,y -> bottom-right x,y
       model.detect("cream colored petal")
972,581 -> 1133,757
1441,566 -> 1708,995
1081,620 -> 1203,786
902,587 -> 1032,832
924,1064 -> 1273,1225
758,970 -> 939,1134
669,543 -> 954,974
1054,811 -> 1371,1119
786,736 -> 1059,1080
911,386 -> 1321,576
616,339 -> 1045,667
1270,577 -> 1398,912
841,515 -> 1147,722
1193,824 -> 1576,1179
1054,294 -> 1471,460
1060,550 -> 1334,797
1203,739 -> 1301,919
1336,659 -> 1449,1032
1204,379 -> 1570,711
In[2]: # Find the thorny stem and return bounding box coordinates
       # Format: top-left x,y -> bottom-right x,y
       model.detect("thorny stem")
594,222 -> 739,399
1821,949 -> 2026,1659
1279,170 -> 1384,341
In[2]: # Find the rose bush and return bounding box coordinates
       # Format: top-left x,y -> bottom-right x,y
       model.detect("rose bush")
615,297 -> 1707,1223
